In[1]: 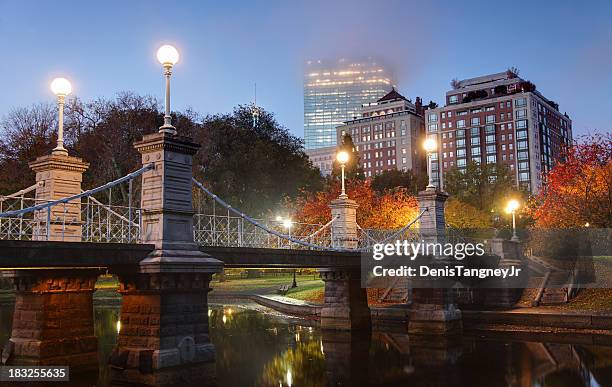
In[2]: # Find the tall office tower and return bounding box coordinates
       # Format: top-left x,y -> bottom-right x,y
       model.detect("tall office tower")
304,58 -> 394,150
336,89 -> 426,178
425,71 -> 572,194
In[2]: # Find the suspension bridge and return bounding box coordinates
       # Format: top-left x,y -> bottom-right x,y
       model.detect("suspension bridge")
0,130 -> 484,381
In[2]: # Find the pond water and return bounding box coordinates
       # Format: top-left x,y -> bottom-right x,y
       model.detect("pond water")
1,301 -> 611,386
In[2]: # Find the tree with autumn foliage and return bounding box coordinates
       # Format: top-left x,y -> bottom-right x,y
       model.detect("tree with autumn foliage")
287,179 -> 419,229
445,198 -> 492,229
529,134 -> 612,228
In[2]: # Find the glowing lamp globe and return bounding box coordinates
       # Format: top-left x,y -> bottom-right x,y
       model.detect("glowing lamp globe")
50,78 -> 72,96
156,45 -> 179,66
423,138 -> 437,153
336,150 -> 350,164
505,199 -> 520,214
282,219 -> 293,229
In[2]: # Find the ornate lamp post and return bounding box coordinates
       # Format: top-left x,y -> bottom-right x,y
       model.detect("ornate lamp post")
50,77 -> 72,155
423,137 -> 437,189
505,199 -> 520,241
156,44 -> 180,134
336,150 -> 350,198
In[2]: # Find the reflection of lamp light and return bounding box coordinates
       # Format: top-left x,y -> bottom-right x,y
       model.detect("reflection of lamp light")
286,369 -> 293,387
116,320 -> 121,334
320,340 -> 324,354
222,314 -> 227,324
585,222 -> 590,227
276,215 -> 283,221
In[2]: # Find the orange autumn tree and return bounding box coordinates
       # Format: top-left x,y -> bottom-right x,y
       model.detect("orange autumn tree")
288,179 -> 418,229
530,134 -> 612,228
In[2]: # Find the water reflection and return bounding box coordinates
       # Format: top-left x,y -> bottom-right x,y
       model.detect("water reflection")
1,302 -> 611,386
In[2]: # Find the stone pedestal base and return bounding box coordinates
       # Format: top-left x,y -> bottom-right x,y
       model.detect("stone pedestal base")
319,269 -> 370,331
110,271 -> 216,381
408,289 -> 462,335
2,269 -> 101,371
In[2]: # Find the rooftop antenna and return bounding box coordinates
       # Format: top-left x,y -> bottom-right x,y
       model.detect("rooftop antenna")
251,82 -> 260,128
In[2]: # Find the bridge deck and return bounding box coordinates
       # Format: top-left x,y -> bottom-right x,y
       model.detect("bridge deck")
0,241 -> 362,270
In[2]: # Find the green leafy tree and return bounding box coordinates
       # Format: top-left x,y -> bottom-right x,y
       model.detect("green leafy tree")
444,160 -> 520,214
371,169 -> 427,195
193,105 -> 324,216
331,134 -> 364,180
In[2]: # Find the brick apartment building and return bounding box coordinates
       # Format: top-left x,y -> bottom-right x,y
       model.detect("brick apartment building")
425,71 -> 572,193
336,89 -> 426,178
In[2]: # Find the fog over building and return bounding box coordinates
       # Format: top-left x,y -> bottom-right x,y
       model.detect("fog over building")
303,58 -> 394,150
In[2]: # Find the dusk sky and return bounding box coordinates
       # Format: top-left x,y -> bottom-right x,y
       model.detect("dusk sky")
1,0 -> 611,139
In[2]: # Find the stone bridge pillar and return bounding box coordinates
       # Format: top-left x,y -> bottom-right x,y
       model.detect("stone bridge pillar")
409,186 -> 462,336
1,269 -> 102,372
29,152 -> 89,241
318,197 -> 370,331
110,132 -> 222,386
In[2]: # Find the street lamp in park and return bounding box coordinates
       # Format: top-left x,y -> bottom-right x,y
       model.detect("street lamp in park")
156,44 -> 180,134
50,77 -> 72,155
505,199 -> 520,242
423,138 -> 437,189
281,218 -> 298,288
336,150 -> 350,198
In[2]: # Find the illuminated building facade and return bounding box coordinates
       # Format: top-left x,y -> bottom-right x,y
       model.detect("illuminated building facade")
425,71 -> 572,193
336,89 -> 426,178
304,58 -> 394,150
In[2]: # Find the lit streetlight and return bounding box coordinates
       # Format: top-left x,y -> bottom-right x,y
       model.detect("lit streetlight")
336,150 -> 350,198
156,44 -> 180,134
50,77 -> 72,155
423,138 -> 437,189
281,218 -> 298,288
505,199 -> 520,241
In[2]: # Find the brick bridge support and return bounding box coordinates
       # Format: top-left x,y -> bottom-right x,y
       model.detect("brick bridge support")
1,148 -> 96,371
1,269 -> 102,371
109,132 -> 222,386
408,186 -> 462,336
29,152 -> 89,241
319,196 -> 371,331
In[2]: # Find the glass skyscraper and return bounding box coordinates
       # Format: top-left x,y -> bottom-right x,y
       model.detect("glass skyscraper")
303,58 -> 394,149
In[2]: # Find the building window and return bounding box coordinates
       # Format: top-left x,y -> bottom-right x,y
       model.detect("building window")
457,120 -> 466,128
428,113 -> 438,122
456,129 -> 465,138
471,137 -> 480,146
428,124 -> 438,132
486,115 -> 495,123
471,147 -> 481,156
470,127 -> 480,136
486,144 -> 496,154
486,155 -> 497,164
519,172 -> 530,181
457,158 -> 467,168
516,109 -> 527,119
457,149 -> 466,157
456,139 -> 466,148
471,117 -> 480,126
449,95 -> 459,104
485,124 -> 495,134
517,140 -> 528,150
486,135 -> 496,144
516,120 -> 527,129
518,151 -> 529,160
516,130 -> 527,139
515,97 -> 527,108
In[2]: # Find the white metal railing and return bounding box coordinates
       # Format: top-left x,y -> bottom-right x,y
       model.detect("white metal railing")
0,164 -> 152,243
